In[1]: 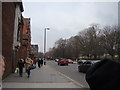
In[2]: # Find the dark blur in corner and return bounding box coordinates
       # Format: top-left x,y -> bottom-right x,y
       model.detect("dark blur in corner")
86,59 -> 120,88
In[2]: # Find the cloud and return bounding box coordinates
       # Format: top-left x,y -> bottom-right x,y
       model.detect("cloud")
22,2 -> 118,52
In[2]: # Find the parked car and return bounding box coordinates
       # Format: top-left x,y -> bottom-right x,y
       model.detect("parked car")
55,59 -> 59,62
78,60 -> 100,73
58,59 -> 69,66
68,59 -> 74,64
77,60 -> 86,65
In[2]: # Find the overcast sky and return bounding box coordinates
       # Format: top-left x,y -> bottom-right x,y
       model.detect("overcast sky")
22,0 -> 118,52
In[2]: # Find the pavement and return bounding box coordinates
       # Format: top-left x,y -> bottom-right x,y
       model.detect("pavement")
2,63 -> 82,88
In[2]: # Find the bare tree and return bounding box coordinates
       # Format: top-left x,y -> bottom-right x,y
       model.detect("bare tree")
99,26 -> 117,59
54,38 -> 67,58
47,24 -> 120,60
78,24 -> 101,59
112,26 -> 120,59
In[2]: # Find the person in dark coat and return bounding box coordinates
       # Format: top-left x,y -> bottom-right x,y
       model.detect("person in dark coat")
86,59 -> 120,89
41,59 -> 43,66
17,59 -> 24,77
38,58 -> 41,68
38,58 -> 43,67
44,60 -> 46,65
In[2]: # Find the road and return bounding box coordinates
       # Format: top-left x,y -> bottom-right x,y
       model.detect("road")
47,61 -> 89,88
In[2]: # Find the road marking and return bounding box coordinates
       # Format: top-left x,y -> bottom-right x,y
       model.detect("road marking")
48,64 -> 84,88
57,71 -> 84,88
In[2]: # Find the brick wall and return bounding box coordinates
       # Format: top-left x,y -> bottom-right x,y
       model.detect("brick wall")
2,2 -> 16,78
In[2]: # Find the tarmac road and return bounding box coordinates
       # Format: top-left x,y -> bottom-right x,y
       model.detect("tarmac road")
47,61 -> 89,88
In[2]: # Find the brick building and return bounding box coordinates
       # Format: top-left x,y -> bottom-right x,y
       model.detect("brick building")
21,17 -> 31,60
2,2 -> 24,78
25,18 -> 31,56
30,44 -> 39,63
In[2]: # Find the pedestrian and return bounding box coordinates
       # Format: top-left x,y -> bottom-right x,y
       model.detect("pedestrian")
17,58 -> 24,77
40,58 -> 43,66
34,58 -> 37,65
25,57 -> 33,78
44,59 -> 46,65
38,58 -> 41,68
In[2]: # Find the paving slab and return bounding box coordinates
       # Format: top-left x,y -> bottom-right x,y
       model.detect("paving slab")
2,64 -> 81,88
3,82 -> 80,88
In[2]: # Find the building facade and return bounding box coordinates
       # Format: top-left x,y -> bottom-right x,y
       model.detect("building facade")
21,17 -> 31,60
30,45 -> 39,63
30,45 -> 39,55
2,2 -> 24,78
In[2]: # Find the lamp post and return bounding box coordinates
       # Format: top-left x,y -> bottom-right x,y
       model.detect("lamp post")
43,27 -> 50,65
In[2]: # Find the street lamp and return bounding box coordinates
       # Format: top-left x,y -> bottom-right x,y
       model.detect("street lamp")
43,27 -> 50,65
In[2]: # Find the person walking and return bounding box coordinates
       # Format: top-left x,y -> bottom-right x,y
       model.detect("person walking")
25,57 -> 33,78
38,58 -> 41,68
40,58 -> 43,67
44,59 -> 46,65
17,58 -> 24,77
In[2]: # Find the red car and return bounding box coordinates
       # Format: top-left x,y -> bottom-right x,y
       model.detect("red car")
58,59 -> 68,66
68,59 -> 74,64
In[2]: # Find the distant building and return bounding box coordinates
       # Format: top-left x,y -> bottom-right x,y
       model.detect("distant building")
30,45 -> 39,63
30,45 -> 39,55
